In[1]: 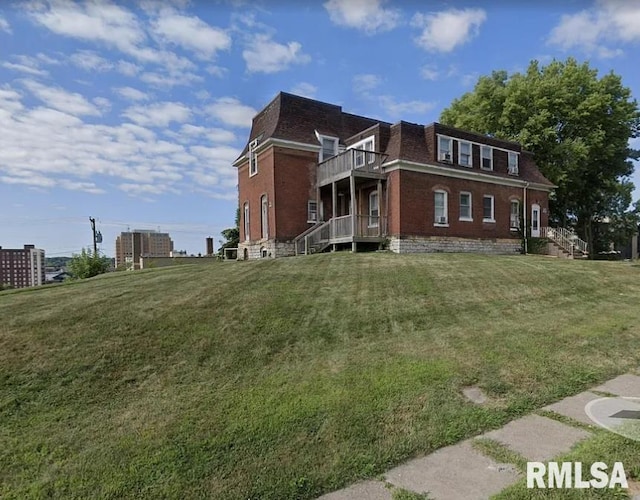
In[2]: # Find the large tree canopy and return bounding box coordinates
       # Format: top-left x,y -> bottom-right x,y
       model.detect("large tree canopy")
441,58 -> 640,253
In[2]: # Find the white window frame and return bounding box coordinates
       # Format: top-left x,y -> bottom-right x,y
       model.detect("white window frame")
318,135 -> 338,162
368,191 -> 379,228
260,194 -> 268,240
307,200 -> 318,223
483,195 -> 495,223
459,192 -> 473,221
458,141 -> 472,167
438,136 -> 453,163
481,146 -> 493,170
350,136 -> 375,168
508,152 -> 519,175
243,202 -> 250,241
434,190 -> 448,226
510,200 -> 520,231
249,139 -> 259,176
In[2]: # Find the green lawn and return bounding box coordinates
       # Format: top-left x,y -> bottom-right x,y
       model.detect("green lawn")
1,253 -> 640,499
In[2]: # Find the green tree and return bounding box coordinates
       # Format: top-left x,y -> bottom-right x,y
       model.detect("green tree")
441,58 -> 640,254
217,208 -> 240,257
68,248 -> 111,279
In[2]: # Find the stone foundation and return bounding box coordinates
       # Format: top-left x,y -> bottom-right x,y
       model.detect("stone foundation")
389,236 -> 521,255
237,240 -> 295,260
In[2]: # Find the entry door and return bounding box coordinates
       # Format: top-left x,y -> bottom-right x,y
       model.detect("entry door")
531,204 -> 540,237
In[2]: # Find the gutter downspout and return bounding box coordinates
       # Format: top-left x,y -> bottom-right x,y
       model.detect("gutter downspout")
523,182 -> 530,255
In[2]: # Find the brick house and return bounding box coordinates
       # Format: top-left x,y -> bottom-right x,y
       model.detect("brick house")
233,92 -> 555,259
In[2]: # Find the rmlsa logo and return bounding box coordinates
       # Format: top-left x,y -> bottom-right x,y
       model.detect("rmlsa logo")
527,462 -> 628,489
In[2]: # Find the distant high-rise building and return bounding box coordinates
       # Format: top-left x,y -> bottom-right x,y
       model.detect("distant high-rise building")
115,230 -> 174,270
0,245 -> 45,289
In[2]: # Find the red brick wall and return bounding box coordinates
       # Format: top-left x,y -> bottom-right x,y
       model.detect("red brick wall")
272,148 -> 318,240
395,170 -> 549,238
238,147 -> 275,242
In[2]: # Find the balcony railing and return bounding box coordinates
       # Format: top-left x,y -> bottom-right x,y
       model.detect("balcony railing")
318,149 -> 387,185
295,215 -> 388,255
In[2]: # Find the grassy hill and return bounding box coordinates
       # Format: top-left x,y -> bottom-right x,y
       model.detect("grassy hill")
2,253 -> 640,499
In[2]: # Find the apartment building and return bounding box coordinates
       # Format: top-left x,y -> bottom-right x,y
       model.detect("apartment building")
0,244 -> 45,288
114,230 -> 174,269
234,92 -> 555,259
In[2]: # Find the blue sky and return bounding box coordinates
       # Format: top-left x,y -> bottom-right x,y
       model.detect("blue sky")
1,0 -> 639,257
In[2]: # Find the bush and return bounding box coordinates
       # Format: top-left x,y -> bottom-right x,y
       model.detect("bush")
68,248 -> 111,279
524,237 -> 549,255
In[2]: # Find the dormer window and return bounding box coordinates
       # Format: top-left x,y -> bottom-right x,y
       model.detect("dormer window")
508,152 -> 519,175
318,135 -> 338,162
458,141 -> 471,167
481,146 -> 493,170
249,139 -> 259,176
438,136 -> 452,163
351,136 -> 375,168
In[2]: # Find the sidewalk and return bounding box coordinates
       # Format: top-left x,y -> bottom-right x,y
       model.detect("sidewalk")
318,374 -> 640,500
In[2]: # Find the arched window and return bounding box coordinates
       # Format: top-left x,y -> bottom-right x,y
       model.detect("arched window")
261,195 -> 268,239
243,202 -> 250,241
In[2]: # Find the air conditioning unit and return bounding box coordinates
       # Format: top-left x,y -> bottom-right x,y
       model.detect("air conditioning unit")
440,152 -> 452,163
436,216 -> 447,224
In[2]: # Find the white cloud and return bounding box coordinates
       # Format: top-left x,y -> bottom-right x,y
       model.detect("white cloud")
0,83 -> 235,199
548,0 -> 640,58
139,70 -> 203,88
69,50 -> 113,71
0,15 -> 11,33
207,97 -> 256,128
378,95 -> 436,118
116,60 -> 141,76
324,0 -> 400,34
243,34 -> 310,73
412,8 -> 486,53
113,86 -> 150,101
22,80 -> 101,117
353,73 -> 382,93
122,102 -> 191,127
290,82 -> 318,98
93,97 -> 111,113
1,62 -> 48,76
420,65 -> 439,81
150,9 -> 231,59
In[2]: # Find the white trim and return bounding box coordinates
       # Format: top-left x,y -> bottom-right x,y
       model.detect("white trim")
531,203 -> 540,237
317,134 -> 338,162
458,140 -> 472,168
382,159 -> 556,192
459,191 -> 473,221
233,138 -> 321,167
249,139 -> 259,177
482,195 -> 495,223
510,199 -> 520,231
481,145 -> 493,171
350,135 -> 376,167
307,200 -> 318,223
243,202 -> 250,241
260,194 -> 268,239
437,132 -> 521,155
438,136 -> 453,163
434,190 -> 448,226
368,190 -> 379,228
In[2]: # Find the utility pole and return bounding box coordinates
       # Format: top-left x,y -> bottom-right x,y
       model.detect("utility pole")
89,217 -> 98,255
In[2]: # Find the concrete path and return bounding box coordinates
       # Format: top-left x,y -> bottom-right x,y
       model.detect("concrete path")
317,373 -> 640,500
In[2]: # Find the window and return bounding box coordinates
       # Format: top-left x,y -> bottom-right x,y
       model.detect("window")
459,192 -> 472,221
483,195 -> 495,222
369,191 -> 379,227
261,195 -> 268,239
481,146 -> 493,170
438,136 -> 452,162
249,139 -> 259,176
243,202 -> 250,241
458,141 -> 472,167
508,152 -> 519,175
320,136 -> 338,162
510,200 -> 520,230
352,137 -> 375,167
434,191 -> 448,225
307,200 -> 318,223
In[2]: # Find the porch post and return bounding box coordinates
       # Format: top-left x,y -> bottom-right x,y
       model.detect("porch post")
350,174 -> 356,252
377,179 -> 382,237
331,181 -> 337,247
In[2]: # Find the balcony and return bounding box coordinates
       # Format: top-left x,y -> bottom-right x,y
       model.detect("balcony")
317,149 -> 387,186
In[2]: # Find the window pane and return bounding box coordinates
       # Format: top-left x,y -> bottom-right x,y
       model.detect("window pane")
460,193 -> 471,219
483,196 -> 493,219
435,192 -> 446,221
